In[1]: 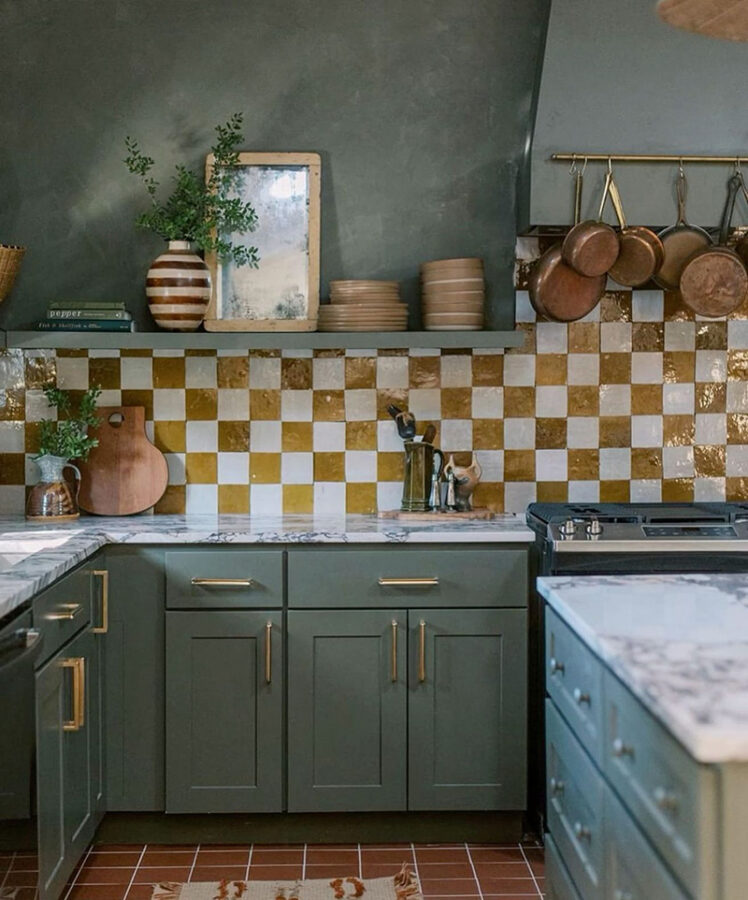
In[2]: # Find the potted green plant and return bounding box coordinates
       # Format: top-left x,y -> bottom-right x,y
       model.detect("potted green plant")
125,112 -> 259,331
27,385 -> 102,521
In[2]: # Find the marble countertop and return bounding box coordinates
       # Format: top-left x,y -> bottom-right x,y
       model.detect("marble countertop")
0,513 -> 532,621
538,573 -> 748,764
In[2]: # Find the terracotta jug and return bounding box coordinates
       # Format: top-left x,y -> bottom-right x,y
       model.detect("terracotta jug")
26,455 -> 81,521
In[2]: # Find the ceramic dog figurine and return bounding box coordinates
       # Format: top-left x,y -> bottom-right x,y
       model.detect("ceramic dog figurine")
443,453 -> 482,511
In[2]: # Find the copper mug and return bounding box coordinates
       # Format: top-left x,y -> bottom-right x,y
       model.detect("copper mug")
401,441 -> 444,512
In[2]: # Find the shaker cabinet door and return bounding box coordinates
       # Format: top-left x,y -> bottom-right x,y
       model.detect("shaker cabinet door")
408,608 -> 527,810
287,609 -> 407,812
165,610 -> 283,813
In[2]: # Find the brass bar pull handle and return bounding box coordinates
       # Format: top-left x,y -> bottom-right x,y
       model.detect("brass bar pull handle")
378,577 -> 439,588
265,622 -> 272,684
391,620 -> 398,683
47,603 -> 83,622
62,657 -> 85,731
191,577 -> 255,587
418,619 -> 426,683
92,570 -> 109,634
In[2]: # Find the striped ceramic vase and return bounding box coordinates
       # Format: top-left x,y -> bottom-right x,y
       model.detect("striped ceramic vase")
146,240 -> 211,331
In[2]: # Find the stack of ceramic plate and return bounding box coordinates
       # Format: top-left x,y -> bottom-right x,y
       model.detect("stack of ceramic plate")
420,258 -> 485,330
319,280 -> 408,332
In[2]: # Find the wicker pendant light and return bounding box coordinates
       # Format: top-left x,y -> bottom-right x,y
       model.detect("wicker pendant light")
658,0 -> 748,41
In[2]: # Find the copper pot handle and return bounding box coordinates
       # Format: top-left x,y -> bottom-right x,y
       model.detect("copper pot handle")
720,174 -> 743,245
607,175 -> 628,230
597,170 -> 614,223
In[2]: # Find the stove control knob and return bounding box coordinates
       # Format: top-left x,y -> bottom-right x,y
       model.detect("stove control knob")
559,519 -> 577,538
586,518 -> 603,537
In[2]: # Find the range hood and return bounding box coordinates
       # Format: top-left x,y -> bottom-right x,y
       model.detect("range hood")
521,0 -> 748,231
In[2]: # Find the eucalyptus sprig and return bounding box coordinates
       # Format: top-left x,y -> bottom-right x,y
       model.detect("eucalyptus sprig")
36,385 -> 102,461
125,112 -> 259,267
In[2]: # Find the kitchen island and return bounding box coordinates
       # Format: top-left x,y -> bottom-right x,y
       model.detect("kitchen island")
538,572 -> 748,900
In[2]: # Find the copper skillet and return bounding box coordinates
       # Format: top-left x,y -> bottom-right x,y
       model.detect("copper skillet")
654,167 -> 713,291
529,171 -> 608,322
562,163 -> 619,277
607,176 -> 664,287
680,173 -> 748,318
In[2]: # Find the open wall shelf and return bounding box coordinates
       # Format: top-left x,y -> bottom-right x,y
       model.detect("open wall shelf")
1,330 -> 523,352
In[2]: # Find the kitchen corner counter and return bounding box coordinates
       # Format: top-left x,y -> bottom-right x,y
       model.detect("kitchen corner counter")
0,513 -> 532,620
538,572 -> 748,763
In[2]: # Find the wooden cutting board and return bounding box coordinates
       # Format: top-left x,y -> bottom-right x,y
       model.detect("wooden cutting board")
77,406 -> 168,516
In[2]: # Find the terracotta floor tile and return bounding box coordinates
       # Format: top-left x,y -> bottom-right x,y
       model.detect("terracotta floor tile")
198,844 -> 252,852
194,851 -> 249,867
75,867 -> 135,885
478,877 -> 539,894
305,844 -> 359,851
2,871 -> 39,887
251,850 -> 304,865
87,852 -> 143,868
139,851 -> 194,867
482,896 -> 542,900
415,849 -> 469,863
68,886 -> 130,900
304,864 -> 360,878
417,864 -> 475,879
95,845 -> 146,853
7,889 -> 37,900
10,855 -> 38,870
360,850 -> 413,865
419,879 -> 480,895
420,896 -> 480,900
190,866 -> 247,882
248,866 -> 303,880
252,844 -> 304,851
469,848 -> 526,863
132,867 -> 192,884
144,844 -> 198,852
305,850 -> 359,865
474,862 -> 533,877
361,863 -> 412,878
125,886 -> 156,900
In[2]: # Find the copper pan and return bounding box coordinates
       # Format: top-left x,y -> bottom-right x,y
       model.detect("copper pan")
654,168 -> 713,291
734,175 -> 748,268
562,170 -> 620,277
680,173 -> 748,318
607,176 -> 664,287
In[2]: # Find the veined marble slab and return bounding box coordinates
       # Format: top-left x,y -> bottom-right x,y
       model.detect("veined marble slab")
538,572 -> 748,763
0,513 -> 532,621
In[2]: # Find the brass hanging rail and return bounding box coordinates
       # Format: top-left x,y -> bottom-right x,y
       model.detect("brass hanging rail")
551,153 -> 748,164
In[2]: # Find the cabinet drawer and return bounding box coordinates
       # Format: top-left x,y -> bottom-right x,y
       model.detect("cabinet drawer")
605,785 -> 689,900
33,566 -> 93,665
545,833 -> 584,900
165,550 -> 283,608
545,700 -> 604,900
545,607 -> 604,765
603,671 -> 717,900
287,547 -> 527,608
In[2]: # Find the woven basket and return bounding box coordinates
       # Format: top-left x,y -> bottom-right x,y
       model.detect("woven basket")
0,244 -> 25,302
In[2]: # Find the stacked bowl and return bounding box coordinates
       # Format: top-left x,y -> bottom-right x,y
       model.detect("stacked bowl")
319,280 -> 408,332
421,258 -> 485,330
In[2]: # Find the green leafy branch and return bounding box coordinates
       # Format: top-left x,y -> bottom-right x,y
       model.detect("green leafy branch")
124,112 -> 259,267
37,385 -> 102,461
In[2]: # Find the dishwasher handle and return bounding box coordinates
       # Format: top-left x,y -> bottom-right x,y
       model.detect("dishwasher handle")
0,629 -> 43,676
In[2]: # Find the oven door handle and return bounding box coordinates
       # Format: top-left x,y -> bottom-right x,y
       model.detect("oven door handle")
0,629 -> 43,675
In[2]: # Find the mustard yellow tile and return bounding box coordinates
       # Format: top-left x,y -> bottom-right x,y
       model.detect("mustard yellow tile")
663,415 -> 694,446
600,480 -> 630,502
631,384 -> 662,415
696,382 -> 726,414
313,390 -> 345,421
346,482 -> 377,514
727,477 -> 748,499
185,348 -> 217,357
154,421 -> 186,453
664,291 -> 693,321
217,356 -> 248,389
25,355 -> 56,390
632,323 -> 664,353
728,414 -> 748,444
185,452 -> 217,483
186,388 -> 217,420
218,484 -> 249,514
631,448 -> 662,480
536,418 -> 567,449
120,389 -> 154,419
0,389 -> 24,421
89,357 -> 121,391
663,351 -> 695,383
600,291 -> 632,322
504,386 -> 535,418
696,322 -> 727,350
536,482 -> 568,502
376,388 -> 408,420
507,324 -> 535,354
568,322 -> 599,353
250,389 -> 281,420
346,421 -> 377,450
599,416 -> 631,448
120,348 -> 153,357
409,356 -> 440,388
662,478 -> 694,502
24,422 -> 41,454
694,445 -> 726,478
728,350 -> 748,381
281,357 -> 313,390
218,421 -> 250,452
377,452 -> 404,482
250,453 -> 281,483
283,484 -> 314,514
504,450 -> 535,482
345,357 -> 377,389
567,385 -> 599,416
472,355 -> 503,386
314,452 -> 345,481
536,354 -> 567,385
600,353 -> 631,384
472,481 -> 504,511
154,484 -> 186,514
56,348 -> 87,357
441,388 -> 470,419
0,453 -> 24,484
473,419 -> 503,450
282,421 -> 313,452
153,356 -> 185,389
568,449 -> 599,481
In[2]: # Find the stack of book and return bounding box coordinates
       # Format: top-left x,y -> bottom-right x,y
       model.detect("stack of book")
35,301 -> 135,332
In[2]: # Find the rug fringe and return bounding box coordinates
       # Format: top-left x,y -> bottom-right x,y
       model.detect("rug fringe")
393,863 -> 422,900
153,883 -> 182,900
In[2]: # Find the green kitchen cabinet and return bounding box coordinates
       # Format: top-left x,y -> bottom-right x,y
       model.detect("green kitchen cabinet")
287,609 -> 408,812
36,625 -> 104,900
165,609 -> 283,813
408,608 -> 527,810
104,548 -> 166,810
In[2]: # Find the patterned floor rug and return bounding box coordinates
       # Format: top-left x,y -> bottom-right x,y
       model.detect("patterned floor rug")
151,864 -> 420,900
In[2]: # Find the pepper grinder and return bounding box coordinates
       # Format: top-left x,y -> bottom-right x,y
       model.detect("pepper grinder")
429,469 -> 442,511
445,470 -> 457,511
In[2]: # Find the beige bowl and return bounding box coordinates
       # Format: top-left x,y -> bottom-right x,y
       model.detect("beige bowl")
331,294 -> 401,304
421,257 -> 483,271
423,301 -> 485,314
424,313 -> 484,326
